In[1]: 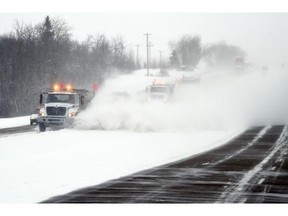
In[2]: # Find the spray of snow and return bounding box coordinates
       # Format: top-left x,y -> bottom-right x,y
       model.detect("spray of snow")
75,68 -> 288,132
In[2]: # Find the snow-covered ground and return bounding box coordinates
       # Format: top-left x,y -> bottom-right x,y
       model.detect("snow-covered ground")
0,128 -> 241,203
1,67 -> 288,203
0,116 -> 30,129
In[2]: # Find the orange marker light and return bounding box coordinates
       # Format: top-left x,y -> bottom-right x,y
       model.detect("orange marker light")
66,84 -> 72,91
53,84 -> 60,91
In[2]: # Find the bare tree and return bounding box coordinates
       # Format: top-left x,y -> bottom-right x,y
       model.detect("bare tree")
202,41 -> 245,69
175,35 -> 201,70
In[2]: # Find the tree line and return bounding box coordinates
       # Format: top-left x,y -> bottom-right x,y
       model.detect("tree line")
169,35 -> 245,71
0,16 -> 136,117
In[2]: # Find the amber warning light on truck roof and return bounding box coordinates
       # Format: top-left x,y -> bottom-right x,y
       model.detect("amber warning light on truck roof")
51,83 -> 73,92
52,83 -> 61,91
65,84 -> 72,91
51,83 -> 97,92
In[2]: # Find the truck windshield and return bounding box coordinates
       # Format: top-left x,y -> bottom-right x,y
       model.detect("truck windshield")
46,94 -> 75,104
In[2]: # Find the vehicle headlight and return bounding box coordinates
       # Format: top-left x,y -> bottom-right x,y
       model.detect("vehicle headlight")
39,108 -> 46,116
67,108 -> 77,117
68,112 -> 76,117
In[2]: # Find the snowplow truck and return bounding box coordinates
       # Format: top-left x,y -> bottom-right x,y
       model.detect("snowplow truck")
146,83 -> 174,102
37,84 -> 95,132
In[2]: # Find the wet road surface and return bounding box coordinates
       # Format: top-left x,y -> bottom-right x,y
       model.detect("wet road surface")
41,125 -> 288,203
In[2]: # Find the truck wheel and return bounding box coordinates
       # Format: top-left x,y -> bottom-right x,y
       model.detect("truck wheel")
39,123 -> 46,132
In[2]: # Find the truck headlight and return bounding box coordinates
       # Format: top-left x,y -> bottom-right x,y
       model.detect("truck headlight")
39,108 -> 46,116
68,112 -> 76,117
67,109 -> 77,117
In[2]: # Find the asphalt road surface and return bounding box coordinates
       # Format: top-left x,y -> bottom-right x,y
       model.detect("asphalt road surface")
0,125 -> 36,137
41,125 -> 288,203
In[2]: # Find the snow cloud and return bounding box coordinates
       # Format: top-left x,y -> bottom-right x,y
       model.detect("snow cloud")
74,68 -> 288,132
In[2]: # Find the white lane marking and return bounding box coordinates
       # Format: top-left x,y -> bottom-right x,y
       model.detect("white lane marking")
257,178 -> 265,185
240,197 -> 247,203
213,126 -> 271,166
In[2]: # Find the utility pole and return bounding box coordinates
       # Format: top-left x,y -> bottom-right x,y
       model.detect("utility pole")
158,50 -> 162,69
135,44 -> 140,67
143,33 -> 151,76
149,42 -> 153,70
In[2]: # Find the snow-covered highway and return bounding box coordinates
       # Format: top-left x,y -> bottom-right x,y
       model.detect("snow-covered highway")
1,68 -> 288,203
42,125 -> 288,203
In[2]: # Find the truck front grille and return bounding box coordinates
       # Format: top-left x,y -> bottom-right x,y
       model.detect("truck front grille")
46,107 -> 66,116
151,95 -> 164,99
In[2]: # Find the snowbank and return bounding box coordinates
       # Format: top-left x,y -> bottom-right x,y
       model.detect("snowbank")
0,116 -> 30,129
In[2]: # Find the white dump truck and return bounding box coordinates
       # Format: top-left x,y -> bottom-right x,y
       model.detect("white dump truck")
146,83 -> 174,102
37,84 -> 95,132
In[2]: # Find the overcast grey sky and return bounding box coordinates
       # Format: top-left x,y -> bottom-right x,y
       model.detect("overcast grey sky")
1,1 -> 288,70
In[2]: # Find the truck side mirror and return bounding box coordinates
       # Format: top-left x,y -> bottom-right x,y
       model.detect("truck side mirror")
40,94 -> 43,105
80,96 -> 84,106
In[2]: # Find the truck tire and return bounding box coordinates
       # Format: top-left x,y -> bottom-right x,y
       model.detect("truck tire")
39,123 -> 46,132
